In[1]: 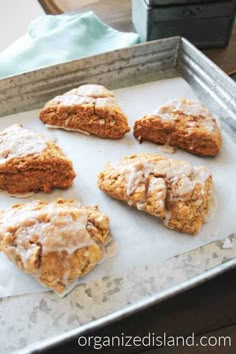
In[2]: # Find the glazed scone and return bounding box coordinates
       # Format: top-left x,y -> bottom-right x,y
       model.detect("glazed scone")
134,98 -> 222,156
0,124 -> 76,194
0,199 -> 111,293
40,84 -> 130,139
98,153 -> 214,235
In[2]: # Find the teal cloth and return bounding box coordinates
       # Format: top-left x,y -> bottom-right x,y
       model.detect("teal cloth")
0,12 -> 140,78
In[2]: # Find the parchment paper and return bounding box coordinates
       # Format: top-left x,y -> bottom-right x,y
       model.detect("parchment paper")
0,77 -> 236,297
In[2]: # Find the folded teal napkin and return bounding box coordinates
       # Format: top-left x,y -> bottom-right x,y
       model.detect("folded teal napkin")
0,12 -> 140,78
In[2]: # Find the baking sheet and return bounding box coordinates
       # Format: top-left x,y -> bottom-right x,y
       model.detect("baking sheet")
0,77 -> 236,298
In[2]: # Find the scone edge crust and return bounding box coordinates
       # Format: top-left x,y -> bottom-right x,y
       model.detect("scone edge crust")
40,84 -> 130,139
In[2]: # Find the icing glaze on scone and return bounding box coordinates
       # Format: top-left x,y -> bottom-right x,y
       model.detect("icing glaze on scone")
51,84 -> 114,107
112,157 -> 211,204
155,98 -> 218,132
0,199 -> 111,293
134,99 -> 222,156
99,153 -> 214,234
95,97 -> 118,109
0,201 -> 94,265
52,95 -> 94,106
76,84 -> 114,98
0,124 -> 47,165
156,98 -> 210,117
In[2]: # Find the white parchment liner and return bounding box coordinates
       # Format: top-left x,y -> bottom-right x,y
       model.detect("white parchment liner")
0,77 -> 236,297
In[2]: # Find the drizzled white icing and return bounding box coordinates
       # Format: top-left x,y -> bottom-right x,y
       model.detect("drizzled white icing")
0,201 -> 94,267
168,165 -> 211,202
126,162 -> 148,196
156,98 -> 211,118
52,85 -> 114,107
76,84 -> 114,98
113,158 -> 210,199
95,97 -> 118,108
154,98 -> 218,133
0,200 -> 111,295
54,94 -> 94,106
111,156 -> 212,225
0,124 -> 47,166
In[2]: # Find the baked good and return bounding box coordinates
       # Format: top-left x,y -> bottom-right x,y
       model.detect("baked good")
40,84 -> 130,139
0,124 -> 76,194
133,98 -> 222,156
0,199 -> 110,293
98,153 -> 214,234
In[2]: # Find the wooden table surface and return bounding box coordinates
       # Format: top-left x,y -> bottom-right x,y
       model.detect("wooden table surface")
38,1 -> 236,353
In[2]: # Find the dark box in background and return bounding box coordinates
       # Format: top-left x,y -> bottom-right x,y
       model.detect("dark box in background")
132,0 -> 236,48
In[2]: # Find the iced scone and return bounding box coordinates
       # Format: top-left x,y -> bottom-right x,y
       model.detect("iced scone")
98,153 -> 214,235
0,124 -> 75,195
134,98 -> 222,156
40,84 -> 130,139
0,199 -> 111,294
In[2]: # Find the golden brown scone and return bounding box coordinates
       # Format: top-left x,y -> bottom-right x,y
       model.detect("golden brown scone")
134,98 -> 222,156
0,124 -> 76,194
0,199 -> 111,293
98,153 -> 214,235
40,84 -> 130,139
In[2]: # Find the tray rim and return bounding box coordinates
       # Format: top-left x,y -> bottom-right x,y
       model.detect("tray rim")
0,36 -> 180,86
0,36 -> 235,354
13,258 -> 236,354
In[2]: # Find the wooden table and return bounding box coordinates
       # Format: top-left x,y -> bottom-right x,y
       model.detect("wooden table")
37,1 -> 236,353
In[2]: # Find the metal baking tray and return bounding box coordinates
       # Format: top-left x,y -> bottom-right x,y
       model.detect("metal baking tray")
0,37 -> 235,354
